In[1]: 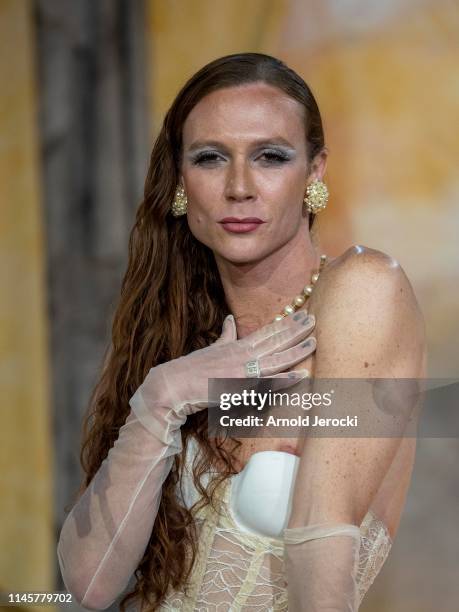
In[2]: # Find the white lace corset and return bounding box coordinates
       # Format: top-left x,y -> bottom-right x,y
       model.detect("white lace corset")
158,437 -> 393,611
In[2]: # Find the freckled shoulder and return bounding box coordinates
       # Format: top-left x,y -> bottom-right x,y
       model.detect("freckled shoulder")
308,243 -> 406,312
306,244 -> 426,378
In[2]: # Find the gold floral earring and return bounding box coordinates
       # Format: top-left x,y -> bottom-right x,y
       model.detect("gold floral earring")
303,178 -> 329,214
171,184 -> 187,217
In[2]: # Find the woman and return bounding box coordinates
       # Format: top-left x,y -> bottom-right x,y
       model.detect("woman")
57,52 -> 426,611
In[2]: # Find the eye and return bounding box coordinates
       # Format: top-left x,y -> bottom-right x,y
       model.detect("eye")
191,149 -> 291,166
192,152 -> 221,165
259,150 -> 291,163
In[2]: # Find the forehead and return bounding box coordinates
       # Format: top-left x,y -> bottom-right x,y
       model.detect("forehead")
182,82 -> 305,145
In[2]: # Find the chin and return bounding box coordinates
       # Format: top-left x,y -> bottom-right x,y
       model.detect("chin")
214,246 -> 271,266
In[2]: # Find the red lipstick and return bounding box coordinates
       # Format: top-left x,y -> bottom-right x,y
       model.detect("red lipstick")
219,217 -> 265,234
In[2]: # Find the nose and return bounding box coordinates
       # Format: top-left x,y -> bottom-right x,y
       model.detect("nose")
224,159 -> 256,203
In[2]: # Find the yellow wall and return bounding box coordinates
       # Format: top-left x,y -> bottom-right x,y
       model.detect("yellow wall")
0,1 -> 54,609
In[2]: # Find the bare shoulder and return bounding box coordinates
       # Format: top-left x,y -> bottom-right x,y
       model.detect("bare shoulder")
308,244 -> 426,377
322,243 -> 406,280
312,243 -> 421,311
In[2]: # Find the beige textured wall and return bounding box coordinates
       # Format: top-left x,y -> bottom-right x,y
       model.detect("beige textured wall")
0,0 -> 54,609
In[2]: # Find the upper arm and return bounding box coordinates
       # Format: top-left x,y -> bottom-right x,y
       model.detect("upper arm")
313,246 -> 426,379
288,246 -> 426,528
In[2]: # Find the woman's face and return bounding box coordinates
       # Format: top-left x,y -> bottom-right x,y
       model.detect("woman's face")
180,82 -> 323,265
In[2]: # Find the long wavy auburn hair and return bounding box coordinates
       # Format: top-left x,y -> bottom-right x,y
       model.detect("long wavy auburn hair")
74,52 -> 327,610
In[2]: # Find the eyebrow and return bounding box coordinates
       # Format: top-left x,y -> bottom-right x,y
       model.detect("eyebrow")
186,137 -> 296,152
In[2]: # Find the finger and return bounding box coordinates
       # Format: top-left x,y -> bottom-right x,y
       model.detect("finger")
252,316 -> 316,357
266,369 -> 311,379
243,310 -> 310,346
213,314 -> 237,345
260,371 -> 311,391
259,337 -> 317,375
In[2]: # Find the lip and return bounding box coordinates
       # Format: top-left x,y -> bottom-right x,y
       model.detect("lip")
219,219 -> 265,234
219,217 -> 265,223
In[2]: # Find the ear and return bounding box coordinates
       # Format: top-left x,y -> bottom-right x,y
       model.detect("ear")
213,314 -> 237,344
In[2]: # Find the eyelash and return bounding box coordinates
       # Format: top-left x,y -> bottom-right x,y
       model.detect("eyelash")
192,150 -> 290,165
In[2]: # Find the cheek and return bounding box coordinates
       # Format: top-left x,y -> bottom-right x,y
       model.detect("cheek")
185,197 -> 216,246
187,203 -> 212,228
186,214 -> 212,251
265,171 -> 305,207
185,179 -> 217,220
269,185 -> 303,224
272,210 -> 302,241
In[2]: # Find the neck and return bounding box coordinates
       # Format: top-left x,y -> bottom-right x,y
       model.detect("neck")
214,230 -> 321,339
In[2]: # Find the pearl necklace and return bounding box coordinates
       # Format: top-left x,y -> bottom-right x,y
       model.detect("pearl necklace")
272,253 -> 328,322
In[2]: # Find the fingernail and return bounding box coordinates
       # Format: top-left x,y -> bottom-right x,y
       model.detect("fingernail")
303,314 -> 315,325
294,310 -> 309,321
288,369 -> 310,379
302,338 -> 315,347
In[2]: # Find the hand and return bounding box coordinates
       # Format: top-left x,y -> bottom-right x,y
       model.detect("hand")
129,310 -> 317,424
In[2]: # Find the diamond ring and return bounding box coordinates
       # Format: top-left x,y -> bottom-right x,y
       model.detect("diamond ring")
245,359 -> 261,378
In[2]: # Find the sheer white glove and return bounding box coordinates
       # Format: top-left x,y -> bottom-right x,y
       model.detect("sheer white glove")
283,522 -> 361,612
129,309 -> 317,446
57,410 -> 181,610
57,310 -> 317,610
